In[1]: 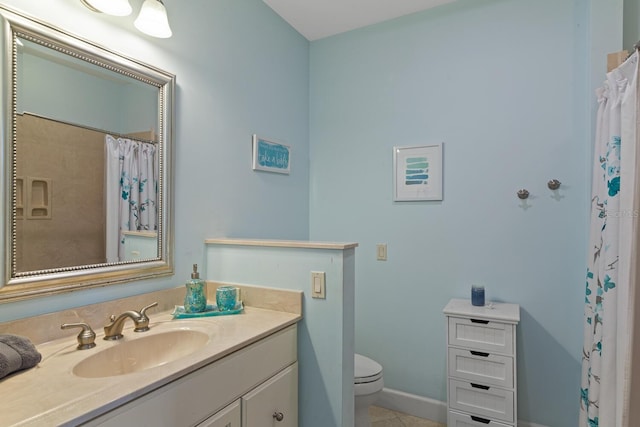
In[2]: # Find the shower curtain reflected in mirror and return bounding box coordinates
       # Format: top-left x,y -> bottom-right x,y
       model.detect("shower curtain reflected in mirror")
580,49 -> 638,427
105,135 -> 157,263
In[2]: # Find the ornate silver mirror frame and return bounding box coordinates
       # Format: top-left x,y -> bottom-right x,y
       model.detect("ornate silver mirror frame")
0,6 -> 174,302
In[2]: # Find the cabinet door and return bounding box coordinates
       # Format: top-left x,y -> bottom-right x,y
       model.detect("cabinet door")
198,400 -> 241,427
242,363 -> 298,427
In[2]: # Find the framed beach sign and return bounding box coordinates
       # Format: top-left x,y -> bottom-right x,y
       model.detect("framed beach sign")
252,134 -> 291,174
393,143 -> 443,201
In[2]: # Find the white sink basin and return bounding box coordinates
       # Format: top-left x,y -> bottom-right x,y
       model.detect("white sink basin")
73,329 -> 210,378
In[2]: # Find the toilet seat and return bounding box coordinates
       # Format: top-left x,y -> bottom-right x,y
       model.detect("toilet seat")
355,353 -> 383,384
354,353 -> 384,426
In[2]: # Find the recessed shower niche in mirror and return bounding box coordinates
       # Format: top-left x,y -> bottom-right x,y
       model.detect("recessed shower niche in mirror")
0,6 -> 175,302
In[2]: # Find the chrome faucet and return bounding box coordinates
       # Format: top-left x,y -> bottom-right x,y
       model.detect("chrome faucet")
103,302 -> 158,340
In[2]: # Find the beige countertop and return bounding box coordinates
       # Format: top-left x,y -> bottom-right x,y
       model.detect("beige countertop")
0,285 -> 302,427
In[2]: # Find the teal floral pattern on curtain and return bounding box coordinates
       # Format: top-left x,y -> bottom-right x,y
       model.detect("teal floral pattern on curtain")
580,59 -> 630,426
105,136 -> 157,262
581,132 -> 620,427
118,142 -> 157,233
581,48 -> 638,427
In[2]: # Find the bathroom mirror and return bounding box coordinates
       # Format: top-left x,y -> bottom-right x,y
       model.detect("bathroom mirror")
0,6 -> 174,302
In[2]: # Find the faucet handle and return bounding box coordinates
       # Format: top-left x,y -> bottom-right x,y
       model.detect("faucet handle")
134,301 -> 158,332
61,322 -> 96,350
140,301 -> 158,316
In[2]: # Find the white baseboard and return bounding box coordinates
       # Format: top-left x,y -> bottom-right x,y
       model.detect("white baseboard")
376,388 -> 448,423
375,387 -> 550,427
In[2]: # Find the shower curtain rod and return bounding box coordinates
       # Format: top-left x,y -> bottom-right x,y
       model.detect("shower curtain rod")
17,111 -> 158,145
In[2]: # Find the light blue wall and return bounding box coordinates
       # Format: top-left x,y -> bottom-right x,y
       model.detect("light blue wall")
624,0 -> 640,50
0,0 -> 309,322
205,243 -> 356,427
308,0 -> 607,425
18,50 -> 156,134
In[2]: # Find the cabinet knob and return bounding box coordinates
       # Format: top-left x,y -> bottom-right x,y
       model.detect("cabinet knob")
273,411 -> 284,422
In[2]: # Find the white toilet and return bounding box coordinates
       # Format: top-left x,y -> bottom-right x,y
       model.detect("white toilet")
354,353 -> 384,427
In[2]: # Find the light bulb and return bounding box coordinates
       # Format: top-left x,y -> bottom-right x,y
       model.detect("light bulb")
134,0 -> 173,39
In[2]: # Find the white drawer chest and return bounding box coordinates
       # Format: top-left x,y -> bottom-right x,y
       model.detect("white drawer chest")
443,298 -> 520,427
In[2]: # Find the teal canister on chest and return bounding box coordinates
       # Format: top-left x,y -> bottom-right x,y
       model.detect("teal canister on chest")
184,264 -> 207,313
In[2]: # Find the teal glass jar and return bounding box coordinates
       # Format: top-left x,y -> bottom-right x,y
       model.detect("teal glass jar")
216,286 -> 238,311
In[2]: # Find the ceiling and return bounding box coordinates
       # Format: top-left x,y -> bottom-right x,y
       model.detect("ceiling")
262,0 -> 456,41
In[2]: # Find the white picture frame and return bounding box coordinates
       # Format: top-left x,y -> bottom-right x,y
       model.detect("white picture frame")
252,134 -> 291,174
393,143 -> 443,201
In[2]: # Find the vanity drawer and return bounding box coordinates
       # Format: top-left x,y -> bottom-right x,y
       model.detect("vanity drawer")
448,347 -> 513,388
448,379 -> 514,423
448,410 -> 512,427
448,317 -> 514,354
198,399 -> 241,427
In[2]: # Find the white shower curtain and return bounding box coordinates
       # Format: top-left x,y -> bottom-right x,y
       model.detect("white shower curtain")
105,135 -> 157,263
581,50 -> 639,427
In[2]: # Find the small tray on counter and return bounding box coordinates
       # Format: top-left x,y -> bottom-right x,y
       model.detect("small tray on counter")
171,302 -> 244,319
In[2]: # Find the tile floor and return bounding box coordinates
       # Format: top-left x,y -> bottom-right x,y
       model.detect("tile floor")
369,406 -> 445,427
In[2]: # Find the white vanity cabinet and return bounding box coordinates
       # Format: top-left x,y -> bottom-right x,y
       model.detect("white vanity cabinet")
83,325 -> 297,427
443,299 -> 520,427
242,363 -> 298,427
197,400 -> 241,427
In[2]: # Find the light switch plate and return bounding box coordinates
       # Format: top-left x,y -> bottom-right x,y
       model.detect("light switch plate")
311,271 -> 325,299
376,244 -> 387,261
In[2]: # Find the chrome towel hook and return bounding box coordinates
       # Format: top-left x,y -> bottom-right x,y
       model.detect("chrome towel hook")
547,179 -> 561,190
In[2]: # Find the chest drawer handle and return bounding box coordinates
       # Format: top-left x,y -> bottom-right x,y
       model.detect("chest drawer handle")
470,318 -> 489,324
470,383 -> 490,390
470,350 -> 490,357
471,415 -> 491,424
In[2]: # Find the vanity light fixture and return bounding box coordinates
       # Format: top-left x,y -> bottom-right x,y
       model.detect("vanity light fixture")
134,0 -> 173,39
80,0 -> 133,16
81,0 -> 172,39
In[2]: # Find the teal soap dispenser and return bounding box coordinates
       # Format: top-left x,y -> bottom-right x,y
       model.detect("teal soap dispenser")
184,264 -> 207,313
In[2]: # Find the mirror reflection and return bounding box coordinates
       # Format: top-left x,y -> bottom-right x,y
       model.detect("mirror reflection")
0,5 -> 174,302
15,37 -> 160,272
